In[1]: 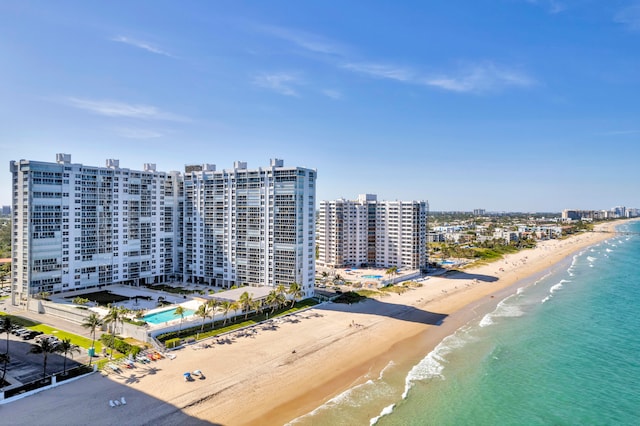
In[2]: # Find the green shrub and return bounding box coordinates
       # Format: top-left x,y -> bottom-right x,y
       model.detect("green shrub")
100,333 -> 142,356
165,338 -> 181,349
123,317 -> 146,326
129,345 -> 141,357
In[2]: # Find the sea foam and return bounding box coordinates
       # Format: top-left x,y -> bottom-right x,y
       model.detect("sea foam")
479,295 -> 524,328
550,279 -> 570,294
401,330 -> 472,399
369,403 -> 395,425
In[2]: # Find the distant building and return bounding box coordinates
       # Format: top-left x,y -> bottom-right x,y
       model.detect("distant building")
563,207 -> 638,221
427,232 -> 445,243
562,209 -> 582,220
473,209 -> 486,216
1,205 -> 10,215
317,194 -> 428,273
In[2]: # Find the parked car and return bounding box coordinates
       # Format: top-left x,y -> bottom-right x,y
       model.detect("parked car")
21,331 -> 38,340
35,335 -> 58,344
16,329 -> 33,337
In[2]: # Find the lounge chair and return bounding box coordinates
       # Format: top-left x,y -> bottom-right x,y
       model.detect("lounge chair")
109,400 -> 116,408
114,399 -> 121,406
121,396 -> 127,405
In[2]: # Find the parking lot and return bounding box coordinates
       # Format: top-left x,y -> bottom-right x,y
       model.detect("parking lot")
2,326 -> 84,389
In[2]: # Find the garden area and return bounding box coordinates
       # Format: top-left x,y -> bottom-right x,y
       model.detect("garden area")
66,290 -> 156,309
156,298 -> 318,345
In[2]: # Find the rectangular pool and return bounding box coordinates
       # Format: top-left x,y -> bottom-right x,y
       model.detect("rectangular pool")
143,307 -> 195,325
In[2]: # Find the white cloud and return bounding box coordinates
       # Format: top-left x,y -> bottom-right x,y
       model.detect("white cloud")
258,24 -> 534,96
111,35 -> 173,57
64,97 -> 189,121
614,3 -> 640,31
341,61 -> 534,94
424,63 -> 535,94
114,127 -> 164,139
322,89 -> 343,100
341,62 -> 414,82
252,73 -> 303,97
259,26 -> 347,56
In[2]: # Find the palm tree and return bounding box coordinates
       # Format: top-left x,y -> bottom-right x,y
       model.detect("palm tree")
230,301 -> 240,322
174,306 -> 186,332
266,290 -> 278,313
251,300 -> 262,316
219,300 -> 233,326
287,282 -> 304,307
0,316 -> 12,355
57,338 -> 80,376
103,305 -> 123,359
29,338 -> 60,380
0,352 -> 9,388
206,299 -> 219,329
385,266 -> 398,285
275,293 -> 287,310
238,291 -> 253,320
81,313 -> 102,366
196,303 -> 209,333
275,283 -> 287,299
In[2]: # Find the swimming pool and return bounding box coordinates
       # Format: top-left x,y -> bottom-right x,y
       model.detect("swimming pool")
143,307 -> 195,325
362,274 -> 383,279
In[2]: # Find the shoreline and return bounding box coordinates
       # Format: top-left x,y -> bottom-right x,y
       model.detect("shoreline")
2,220 -> 635,426
259,230 -> 620,425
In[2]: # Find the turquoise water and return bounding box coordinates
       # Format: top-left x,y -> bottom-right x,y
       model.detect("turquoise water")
362,275 -> 383,279
291,221 -> 640,425
143,307 -> 195,324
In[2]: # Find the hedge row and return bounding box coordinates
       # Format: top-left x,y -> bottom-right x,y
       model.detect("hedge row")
100,334 -> 142,357
165,338 -> 181,349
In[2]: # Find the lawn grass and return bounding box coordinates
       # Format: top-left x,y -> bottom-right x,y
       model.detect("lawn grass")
0,312 -> 102,352
30,324 -> 103,352
0,312 -> 40,327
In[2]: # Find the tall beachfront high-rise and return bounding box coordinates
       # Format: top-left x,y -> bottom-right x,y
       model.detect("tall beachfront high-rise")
181,159 -> 316,295
317,194 -> 428,273
9,155 -> 316,308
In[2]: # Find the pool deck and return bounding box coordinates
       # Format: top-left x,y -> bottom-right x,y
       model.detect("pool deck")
316,266 -> 421,287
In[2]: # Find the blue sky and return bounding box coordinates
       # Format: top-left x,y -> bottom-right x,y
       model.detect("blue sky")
1,1 -> 639,212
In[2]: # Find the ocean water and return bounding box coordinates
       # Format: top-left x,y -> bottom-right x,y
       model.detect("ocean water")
290,221 -> 640,425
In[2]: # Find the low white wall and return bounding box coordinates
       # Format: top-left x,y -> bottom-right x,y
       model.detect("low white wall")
37,301 -> 92,325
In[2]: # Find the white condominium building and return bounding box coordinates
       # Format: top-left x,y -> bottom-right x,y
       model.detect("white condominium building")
181,159 -> 316,296
9,154 -> 316,308
317,194 -> 428,272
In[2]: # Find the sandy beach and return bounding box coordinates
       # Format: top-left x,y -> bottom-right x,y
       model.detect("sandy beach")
2,221 -> 631,426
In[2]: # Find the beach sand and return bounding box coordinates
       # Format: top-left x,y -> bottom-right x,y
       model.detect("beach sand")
2,222 -> 629,426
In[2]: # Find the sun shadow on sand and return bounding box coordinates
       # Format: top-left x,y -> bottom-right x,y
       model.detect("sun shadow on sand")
317,298 -> 449,326
2,371 -> 221,426
440,270 -> 498,282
